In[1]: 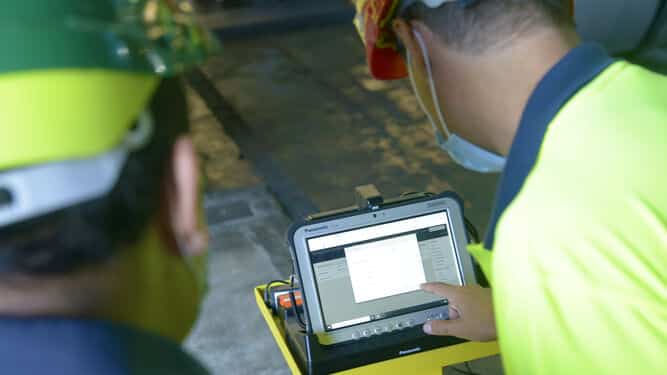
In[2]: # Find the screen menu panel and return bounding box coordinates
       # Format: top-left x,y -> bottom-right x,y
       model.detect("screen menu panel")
307,212 -> 461,331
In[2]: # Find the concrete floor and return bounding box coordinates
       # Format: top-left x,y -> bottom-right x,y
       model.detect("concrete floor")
184,187 -> 292,375
183,8 -> 504,374
198,23 -> 499,234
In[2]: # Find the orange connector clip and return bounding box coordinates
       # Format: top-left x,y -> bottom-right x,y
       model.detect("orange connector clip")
278,291 -> 303,309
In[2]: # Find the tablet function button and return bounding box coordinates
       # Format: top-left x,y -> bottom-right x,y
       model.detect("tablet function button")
351,332 -> 360,340
362,330 -> 372,338
374,327 -> 383,335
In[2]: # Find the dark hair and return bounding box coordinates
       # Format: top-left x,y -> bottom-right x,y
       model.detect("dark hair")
402,0 -> 574,54
0,78 -> 189,276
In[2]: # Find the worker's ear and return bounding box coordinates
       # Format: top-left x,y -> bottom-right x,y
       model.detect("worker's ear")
164,136 -> 207,257
393,19 -> 434,73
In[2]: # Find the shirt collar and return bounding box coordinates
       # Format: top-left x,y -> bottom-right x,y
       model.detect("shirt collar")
484,43 -> 615,249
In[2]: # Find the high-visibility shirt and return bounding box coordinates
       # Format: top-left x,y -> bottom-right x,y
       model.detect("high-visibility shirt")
469,43 -> 667,374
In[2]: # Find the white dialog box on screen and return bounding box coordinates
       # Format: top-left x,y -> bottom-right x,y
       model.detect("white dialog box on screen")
345,234 -> 427,304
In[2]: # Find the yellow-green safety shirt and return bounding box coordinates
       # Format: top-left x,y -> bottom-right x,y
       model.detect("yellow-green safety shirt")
469,43 -> 667,374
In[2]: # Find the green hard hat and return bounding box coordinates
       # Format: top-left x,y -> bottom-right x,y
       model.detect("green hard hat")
0,0 -> 219,76
0,0 -> 219,228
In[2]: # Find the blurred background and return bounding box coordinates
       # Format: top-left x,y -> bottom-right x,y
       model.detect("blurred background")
188,0 -> 499,229
181,0 -> 667,373
179,2 -> 506,374
178,1 -> 626,374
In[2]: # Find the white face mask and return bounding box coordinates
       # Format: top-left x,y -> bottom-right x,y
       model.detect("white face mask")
407,30 -> 506,174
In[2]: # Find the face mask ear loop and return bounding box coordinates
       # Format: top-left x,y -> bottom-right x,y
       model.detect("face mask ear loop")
407,47 -> 443,140
412,30 -> 452,139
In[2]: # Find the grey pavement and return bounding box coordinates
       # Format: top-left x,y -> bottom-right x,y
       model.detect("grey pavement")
187,88 -> 261,191
185,187 -> 292,375
199,24 -> 499,235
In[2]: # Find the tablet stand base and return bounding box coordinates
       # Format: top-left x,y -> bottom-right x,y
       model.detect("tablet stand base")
255,285 -> 500,375
283,313 -> 466,374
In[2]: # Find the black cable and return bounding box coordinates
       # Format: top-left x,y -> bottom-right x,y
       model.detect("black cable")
263,279 -> 289,307
264,276 -> 307,331
448,362 -> 481,375
464,217 -> 480,244
289,274 -> 307,330
462,217 -> 490,286
448,368 -> 473,375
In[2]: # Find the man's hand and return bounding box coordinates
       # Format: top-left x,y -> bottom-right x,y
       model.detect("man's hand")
421,283 -> 497,342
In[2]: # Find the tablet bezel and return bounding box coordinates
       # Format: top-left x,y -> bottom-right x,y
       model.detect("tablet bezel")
290,193 -> 477,345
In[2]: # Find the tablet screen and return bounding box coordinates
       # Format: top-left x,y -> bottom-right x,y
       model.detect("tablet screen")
307,211 -> 462,331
